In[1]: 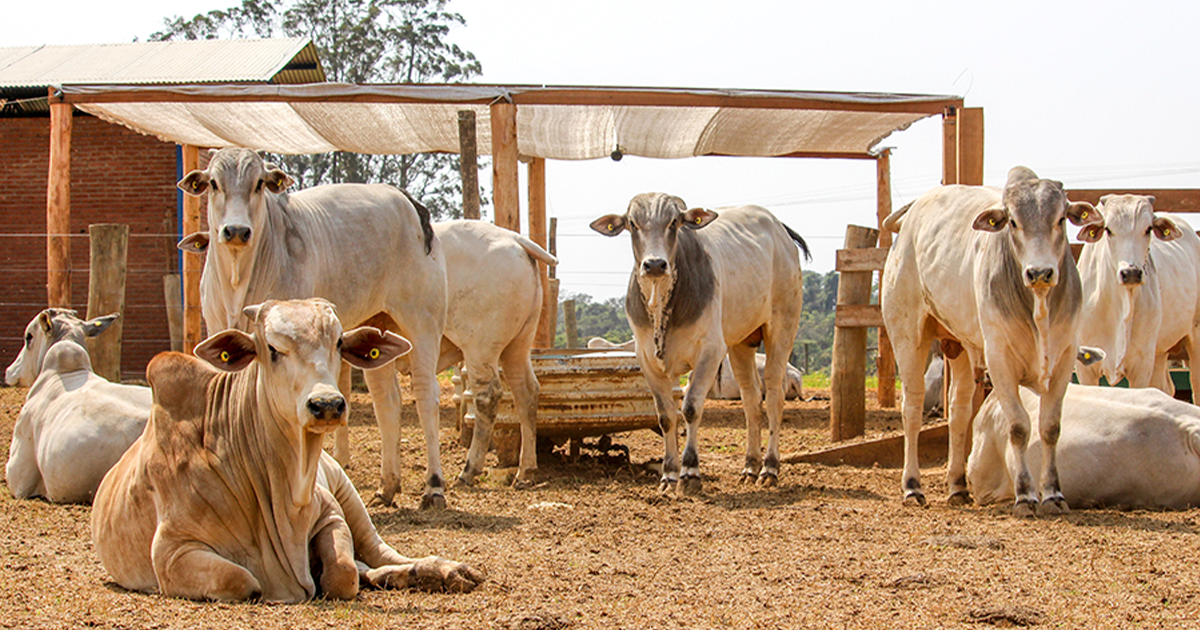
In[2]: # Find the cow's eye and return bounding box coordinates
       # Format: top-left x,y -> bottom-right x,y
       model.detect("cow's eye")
24,332 -> 32,346
1106,227 -> 1114,236
1145,226 -> 1154,236
211,181 -> 220,193
255,179 -> 264,192
268,345 -> 280,361
337,339 -> 343,349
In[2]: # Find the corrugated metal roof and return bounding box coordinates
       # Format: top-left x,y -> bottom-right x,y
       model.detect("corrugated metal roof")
0,38 -> 324,116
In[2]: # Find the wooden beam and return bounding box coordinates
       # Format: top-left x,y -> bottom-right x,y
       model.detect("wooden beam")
875,149 -> 896,409
47,88 -> 72,308
1065,189 -> 1200,213
835,247 -> 888,273
942,106 -> 958,186
783,424 -> 949,468
458,110 -> 480,220
830,225 -> 879,441
529,158 -> 554,349
834,304 -> 884,329
490,101 -> 520,232
956,107 -> 984,186
181,145 -> 203,354
85,224 -> 128,382
705,150 -> 878,160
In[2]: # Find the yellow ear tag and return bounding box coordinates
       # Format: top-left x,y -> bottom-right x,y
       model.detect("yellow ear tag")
1082,211 -> 1088,219
220,351 -> 230,363
695,216 -> 703,224
1083,351 -> 1091,360
369,348 -> 380,359
1165,229 -> 1171,236
989,218 -> 996,226
607,224 -> 614,232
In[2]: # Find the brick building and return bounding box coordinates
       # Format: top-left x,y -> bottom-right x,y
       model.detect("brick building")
0,39 -> 323,380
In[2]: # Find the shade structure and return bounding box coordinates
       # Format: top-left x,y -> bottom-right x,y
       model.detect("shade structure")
59,83 -> 962,159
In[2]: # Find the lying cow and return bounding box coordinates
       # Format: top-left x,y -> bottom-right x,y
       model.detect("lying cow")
5,309 -> 150,503
880,167 -> 1100,515
969,384 -> 1200,509
182,218 -> 556,489
92,299 -> 483,602
1075,195 -> 1200,396
178,148 -> 448,509
591,193 -> 807,494
585,337 -> 804,400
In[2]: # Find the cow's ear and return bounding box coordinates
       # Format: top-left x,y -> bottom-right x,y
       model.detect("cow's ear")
1151,214 -> 1182,241
681,207 -> 718,230
340,327 -> 412,370
263,166 -> 294,194
1066,201 -> 1101,227
37,310 -> 54,334
195,330 -> 257,372
178,170 -> 211,196
590,214 -> 627,237
1076,223 -> 1105,243
177,232 -> 210,253
972,208 -> 1008,232
1077,346 -> 1105,366
242,303 -> 264,323
83,313 -> 120,338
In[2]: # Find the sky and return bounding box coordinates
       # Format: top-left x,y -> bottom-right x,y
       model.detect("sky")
6,1 -> 1200,301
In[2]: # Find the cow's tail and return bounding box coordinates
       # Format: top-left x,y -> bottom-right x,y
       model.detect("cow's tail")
398,189 -> 436,255
510,233 -> 558,266
881,200 -> 914,233
782,224 -> 812,263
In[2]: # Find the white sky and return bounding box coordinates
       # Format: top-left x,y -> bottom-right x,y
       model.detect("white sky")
6,1 -> 1200,301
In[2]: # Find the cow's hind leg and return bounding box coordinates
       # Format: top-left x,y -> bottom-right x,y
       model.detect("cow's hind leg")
944,352 -> 975,505
894,335 -> 933,506
500,343 -> 540,489
726,344 -> 765,483
456,358 -> 502,488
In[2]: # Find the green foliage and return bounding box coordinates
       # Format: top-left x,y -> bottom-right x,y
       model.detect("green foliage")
555,293 -> 632,349
150,0 -> 484,219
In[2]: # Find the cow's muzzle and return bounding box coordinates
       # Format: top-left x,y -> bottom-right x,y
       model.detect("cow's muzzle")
1119,267 -> 1143,286
221,224 -> 252,246
641,257 -> 669,277
1024,266 -> 1056,288
306,394 -> 347,427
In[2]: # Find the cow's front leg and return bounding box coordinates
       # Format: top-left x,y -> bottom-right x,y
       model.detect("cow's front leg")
989,375 -> 1038,517
944,353 -> 977,505
332,360 -> 353,468
361,555 -> 485,593
644,368 -> 682,495
310,509 -> 359,600
1036,366 -> 1072,516
152,534 -> 262,602
677,350 -> 721,496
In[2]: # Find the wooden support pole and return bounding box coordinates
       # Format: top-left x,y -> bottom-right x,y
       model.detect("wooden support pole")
529,158 -> 554,348
458,110 -> 481,220
86,224 -> 128,382
181,145 -> 203,354
163,274 -> 183,353
957,107 -> 985,186
490,101 -> 520,232
47,88 -> 72,308
942,106 -> 958,186
875,150 -> 896,409
546,217 -> 560,348
830,225 -> 879,441
563,298 -> 578,349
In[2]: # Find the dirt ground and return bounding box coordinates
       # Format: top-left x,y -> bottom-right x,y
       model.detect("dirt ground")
1,381 -> 1198,630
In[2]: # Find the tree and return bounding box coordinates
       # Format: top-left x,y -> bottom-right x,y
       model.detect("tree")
151,0 -> 485,219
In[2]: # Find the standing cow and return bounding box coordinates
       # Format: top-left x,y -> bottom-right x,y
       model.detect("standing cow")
591,193 -> 807,494
1075,195 -> 1200,396
92,299 -> 482,602
177,148 -> 447,509
880,167 -> 1100,515
5,309 -> 150,503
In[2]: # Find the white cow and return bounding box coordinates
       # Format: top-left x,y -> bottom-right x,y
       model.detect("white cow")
5,309 -> 150,503
880,167 -> 1100,515
182,218 -> 557,489
178,148 -> 447,509
969,384 -> 1200,509
591,193 -> 807,494
586,337 -> 804,400
1075,195 -> 1200,396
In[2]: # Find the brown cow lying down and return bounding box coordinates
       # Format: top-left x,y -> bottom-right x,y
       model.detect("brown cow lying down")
92,299 -> 483,602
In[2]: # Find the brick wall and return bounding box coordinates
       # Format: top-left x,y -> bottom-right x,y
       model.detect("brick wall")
0,115 -> 183,381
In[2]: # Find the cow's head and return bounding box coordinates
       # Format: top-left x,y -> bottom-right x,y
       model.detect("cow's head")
971,166 -> 1101,291
1077,194 -> 1177,286
178,148 -> 294,251
194,298 -> 410,435
4,309 -> 118,387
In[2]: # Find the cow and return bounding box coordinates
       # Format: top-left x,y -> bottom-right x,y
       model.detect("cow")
91,299 -> 483,602
590,193 -> 807,495
177,148 -> 448,509
585,337 -> 804,401
969,384 -> 1200,509
4,309 -> 150,503
181,218 -> 556,489
880,166 -> 1101,516
1075,195 -> 1200,396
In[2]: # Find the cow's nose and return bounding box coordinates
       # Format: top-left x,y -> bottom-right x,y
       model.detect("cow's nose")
307,395 -> 347,422
642,258 -> 669,276
221,225 -> 252,245
1025,267 -> 1055,287
1119,267 -> 1143,285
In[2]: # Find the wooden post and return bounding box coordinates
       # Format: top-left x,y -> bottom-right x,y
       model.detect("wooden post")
546,218 -> 560,347
181,145 -> 203,353
563,298 -> 578,349
47,88 -> 72,308
875,150 -> 896,408
830,225 -> 879,441
86,224 -> 128,382
458,110 -> 481,220
529,158 -> 554,348
942,106 -> 958,186
490,101 -> 520,232
957,107 -> 985,186
163,274 -> 183,353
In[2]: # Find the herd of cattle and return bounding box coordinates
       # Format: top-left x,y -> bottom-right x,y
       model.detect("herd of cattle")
6,148 -> 1200,603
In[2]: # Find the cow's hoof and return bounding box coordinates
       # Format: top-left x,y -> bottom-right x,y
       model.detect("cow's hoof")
677,475 -> 702,496
658,479 -> 676,495
512,470 -> 537,490
420,493 -> 447,511
1013,499 -> 1037,518
902,491 -> 927,508
757,472 -> 778,488
1037,497 -> 1069,516
453,474 -> 474,489
739,472 -> 757,485
946,491 -> 972,506
370,491 -> 396,508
